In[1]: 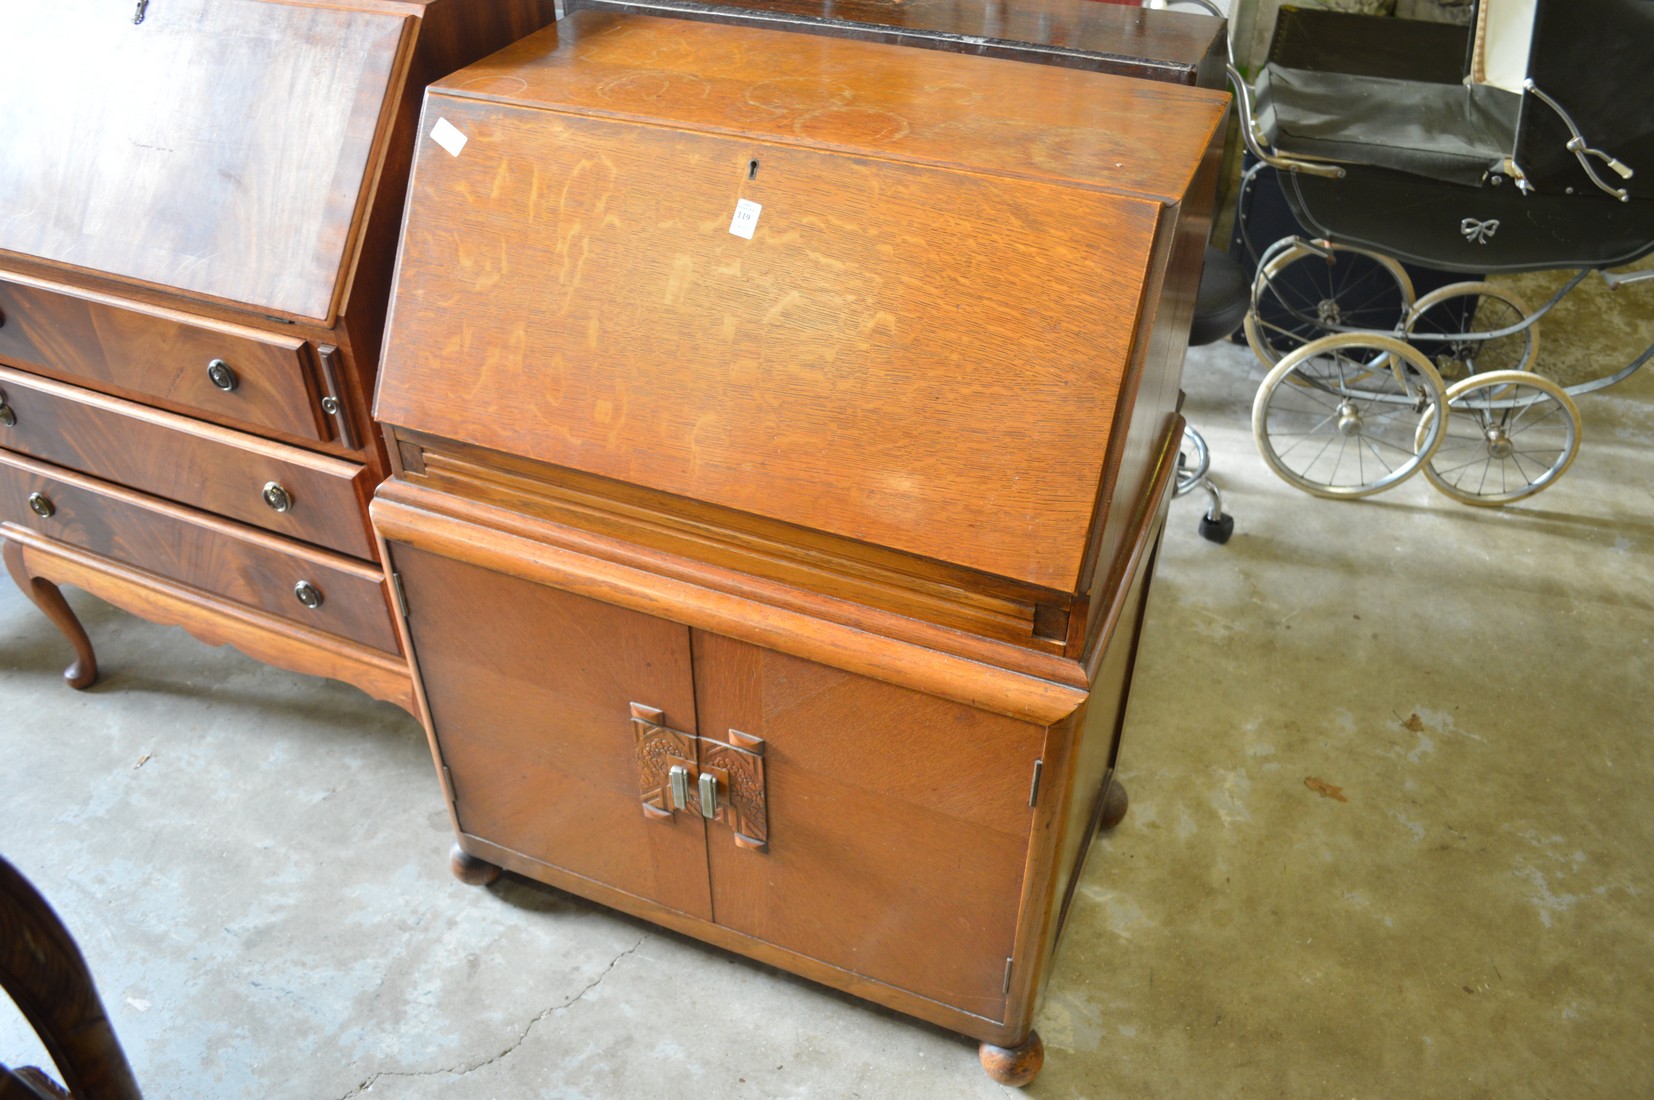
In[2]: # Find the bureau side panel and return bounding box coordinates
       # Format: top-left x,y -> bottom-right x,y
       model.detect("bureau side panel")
1076,127 -> 1223,636
1050,507 -> 1167,947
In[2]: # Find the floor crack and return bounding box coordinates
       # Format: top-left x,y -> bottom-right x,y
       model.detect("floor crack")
338,936 -> 646,1098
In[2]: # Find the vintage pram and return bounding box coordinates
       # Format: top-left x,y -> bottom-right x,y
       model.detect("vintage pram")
1227,0 -> 1654,504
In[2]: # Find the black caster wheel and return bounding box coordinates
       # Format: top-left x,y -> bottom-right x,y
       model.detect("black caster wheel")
1198,513 -> 1234,545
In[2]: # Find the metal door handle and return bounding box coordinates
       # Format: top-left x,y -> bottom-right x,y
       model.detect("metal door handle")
698,771 -> 718,819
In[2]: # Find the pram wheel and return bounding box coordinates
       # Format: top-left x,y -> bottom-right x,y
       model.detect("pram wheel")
1243,239 -> 1415,366
1253,333 -> 1447,499
1405,282 -> 1540,382
1413,371 -> 1582,506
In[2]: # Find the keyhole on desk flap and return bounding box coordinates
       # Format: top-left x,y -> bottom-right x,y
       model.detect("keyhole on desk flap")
748,159 -> 759,180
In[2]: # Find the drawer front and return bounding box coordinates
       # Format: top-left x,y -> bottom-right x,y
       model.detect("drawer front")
0,366 -> 372,559
0,451 -> 397,654
0,274 -> 329,443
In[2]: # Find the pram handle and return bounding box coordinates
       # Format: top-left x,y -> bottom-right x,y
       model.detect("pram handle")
1523,79 -> 1634,202
1600,268 -> 1654,290
1226,63 -> 1346,180
1161,0 -> 1346,180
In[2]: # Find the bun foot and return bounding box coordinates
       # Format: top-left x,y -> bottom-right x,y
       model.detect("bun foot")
1099,776 -> 1129,832
449,844 -> 501,886
979,1030 -> 1044,1087
5,540 -> 99,690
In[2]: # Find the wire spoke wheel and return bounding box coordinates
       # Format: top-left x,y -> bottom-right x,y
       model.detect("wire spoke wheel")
1413,370 -> 1582,505
1253,333 -> 1446,498
1405,282 -> 1539,383
1244,240 -> 1415,368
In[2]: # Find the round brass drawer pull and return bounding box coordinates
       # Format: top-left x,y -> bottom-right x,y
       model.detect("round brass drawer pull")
293,581 -> 324,610
0,402 -> 13,428
206,358 -> 238,392
262,481 -> 293,513
27,492 -> 54,519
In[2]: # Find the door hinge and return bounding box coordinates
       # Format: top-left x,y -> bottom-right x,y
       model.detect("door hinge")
1028,759 -> 1044,808
391,571 -> 410,622
441,764 -> 456,804
1003,957 -> 1015,995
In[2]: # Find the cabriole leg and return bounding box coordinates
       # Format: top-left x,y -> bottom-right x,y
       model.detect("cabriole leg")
979,1030 -> 1044,1087
4,539 -> 99,690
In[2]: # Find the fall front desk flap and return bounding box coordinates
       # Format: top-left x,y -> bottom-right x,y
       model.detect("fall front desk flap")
0,0 -> 411,323
375,11 -> 1227,592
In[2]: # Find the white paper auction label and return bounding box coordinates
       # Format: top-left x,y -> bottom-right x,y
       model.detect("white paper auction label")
729,198 -> 762,239
430,117 -> 468,157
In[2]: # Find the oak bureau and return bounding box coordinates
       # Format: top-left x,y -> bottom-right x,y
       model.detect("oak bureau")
0,0 -> 556,709
370,10 -> 1227,1085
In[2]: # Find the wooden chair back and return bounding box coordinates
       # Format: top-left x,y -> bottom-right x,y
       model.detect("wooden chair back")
0,858 -> 141,1100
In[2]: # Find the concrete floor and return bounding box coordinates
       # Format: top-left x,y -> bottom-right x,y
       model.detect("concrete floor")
3,273 -> 1652,1097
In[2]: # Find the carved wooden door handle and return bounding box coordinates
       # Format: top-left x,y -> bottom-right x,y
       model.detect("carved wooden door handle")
630,703 -> 698,821
630,703 -> 768,852
702,730 -> 768,852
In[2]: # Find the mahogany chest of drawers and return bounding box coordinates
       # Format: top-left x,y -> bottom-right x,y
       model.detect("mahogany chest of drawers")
370,10 -> 1226,1085
0,0 -> 555,708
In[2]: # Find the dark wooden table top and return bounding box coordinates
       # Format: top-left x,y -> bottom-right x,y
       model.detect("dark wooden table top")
569,0 -> 1227,85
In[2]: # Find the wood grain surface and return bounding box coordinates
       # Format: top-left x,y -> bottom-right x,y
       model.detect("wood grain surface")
0,0 -> 564,709
4,525 -> 414,712
0,366 -> 373,558
0,0 -> 411,322
3,536 -> 99,690
389,541 -> 716,920
0,271 -> 329,443
399,432 -> 1070,653
0,451 -> 396,654
424,12 -> 1227,198
694,632 -> 1043,1021
372,482 -> 1090,725
386,525 -> 1049,1025
447,824 -> 1028,1045
363,8 -> 1226,1077
377,13 -> 1225,589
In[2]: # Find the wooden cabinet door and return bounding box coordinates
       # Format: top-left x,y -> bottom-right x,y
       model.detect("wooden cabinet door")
691,632 -> 1046,1022
389,544 -> 713,921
